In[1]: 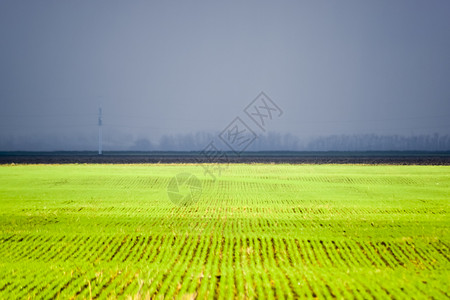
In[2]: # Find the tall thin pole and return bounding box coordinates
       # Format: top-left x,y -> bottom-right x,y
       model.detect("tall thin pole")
98,107 -> 102,155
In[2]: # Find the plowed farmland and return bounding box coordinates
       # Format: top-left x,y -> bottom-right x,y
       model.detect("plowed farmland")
0,164 -> 449,298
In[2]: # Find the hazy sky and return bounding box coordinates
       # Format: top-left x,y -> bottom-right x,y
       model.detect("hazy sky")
1,1 -> 449,150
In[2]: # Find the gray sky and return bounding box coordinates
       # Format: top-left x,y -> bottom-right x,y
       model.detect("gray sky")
1,0 -> 450,150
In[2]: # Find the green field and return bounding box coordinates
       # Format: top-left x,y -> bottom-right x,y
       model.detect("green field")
0,164 -> 449,299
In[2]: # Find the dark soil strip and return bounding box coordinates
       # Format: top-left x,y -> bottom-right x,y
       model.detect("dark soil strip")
1,152 -> 450,165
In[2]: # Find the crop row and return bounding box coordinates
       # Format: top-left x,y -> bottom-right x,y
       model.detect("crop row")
0,233 -> 448,298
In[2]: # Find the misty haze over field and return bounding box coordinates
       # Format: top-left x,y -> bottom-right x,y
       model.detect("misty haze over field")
1,1 -> 449,151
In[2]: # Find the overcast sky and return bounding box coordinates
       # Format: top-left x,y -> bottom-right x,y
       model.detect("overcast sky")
1,1 -> 449,150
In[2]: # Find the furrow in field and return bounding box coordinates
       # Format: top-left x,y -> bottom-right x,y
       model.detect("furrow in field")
62,235 -> 92,261
354,241 -> 383,268
69,236 -> 95,261
376,241 -> 409,268
10,270 -> 42,299
78,236 -> 108,263
8,234 -> 40,261
142,235 -> 164,264
90,269 -> 125,299
0,235 -> 18,260
430,241 -> 450,262
43,235 -> 67,262
212,234 -> 225,299
24,236 -> 54,260
38,271 -> 71,299
323,241 -> 348,268
117,236 -> 138,263
89,236 -> 116,263
342,241 -> 372,268
247,237 -> 265,299
233,237 -> 246,297
156,235 -> 199,297
260,237 -> 278,299
216,235 -> 232,299
332,240 -> 356,269
48,272 -> 79,299
127,235 -> 148,263
367,241 -> 393,268
196,233 -> 221,299
313,240 -> 333,268
175,236 -> 208,298
269,238 -> 294,298
116,270 -> 141,298
106,235 -> 129,262
293,239 -> 310,265
12,235 -> 45,261
239,235 -> 256,298
145,234 -> 189,295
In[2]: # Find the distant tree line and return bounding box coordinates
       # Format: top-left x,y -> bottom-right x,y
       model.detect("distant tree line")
302,133 -> 450,151
1,132 -> 449,151
130,132 -> 450,152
